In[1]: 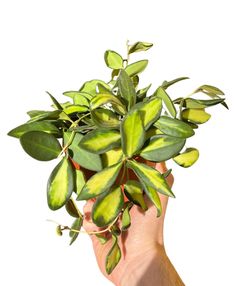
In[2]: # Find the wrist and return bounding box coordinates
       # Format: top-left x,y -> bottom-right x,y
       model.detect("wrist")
119,244 -> 184,286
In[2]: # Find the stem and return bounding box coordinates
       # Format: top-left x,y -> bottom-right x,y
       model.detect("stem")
126,39 -> 130,63
48,216 -> 119,236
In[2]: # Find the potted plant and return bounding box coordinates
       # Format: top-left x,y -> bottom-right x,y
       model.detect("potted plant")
8,41 -> 228,274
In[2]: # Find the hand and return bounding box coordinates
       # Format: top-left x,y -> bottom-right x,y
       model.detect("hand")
83,162 -> 184,286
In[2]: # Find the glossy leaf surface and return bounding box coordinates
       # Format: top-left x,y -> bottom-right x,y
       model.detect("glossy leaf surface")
173,147 -> 199,167
69,217 -> 83,245
124,180 -> 147,210
104,50 -> 123,69
162,77 -> 189,89
64,132 -> 103,172
92,186 -> 124,227
77,162 -> 123,200
117,69 -> 136,109
79,129 -> 121,154
105,235 -> 121,274
154,116 -> 194,138
20,131 -> 61,161
102,147 -> 124,168
181,108 -> 211,124
127,160 -> 175,198
128,41 -> 153,54
65,198 -> 82,218
142,183 -> 162,217
131,97 -> 162,130
121,110 -> 145,158
47,157 -> 74,210
8,121 -> 60,138
140,135 -> 185,162
125,60 -> 148,77
90,93 -> 126,115
121,203 -> 132,231
154,87 -> 176,118
91,108 -> 120,128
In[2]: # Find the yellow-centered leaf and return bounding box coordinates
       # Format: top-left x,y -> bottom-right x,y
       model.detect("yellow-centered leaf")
127,160 -> 175,198
121,110 -> 145,158
47,157 -> 74,210
181,108 -> 211,124
124,180 -> 147,210
92,186 -> 124,227
79,129 -> 121,154
77,162 -> 123,200
173,147 -> 199,168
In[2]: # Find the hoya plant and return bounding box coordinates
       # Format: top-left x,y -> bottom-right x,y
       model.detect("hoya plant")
8,41 -> 228,274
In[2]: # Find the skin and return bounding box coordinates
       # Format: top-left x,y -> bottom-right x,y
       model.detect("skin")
83,162 -> 185,286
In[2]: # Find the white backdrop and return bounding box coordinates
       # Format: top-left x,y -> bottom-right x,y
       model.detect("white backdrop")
1,0 -> 235,285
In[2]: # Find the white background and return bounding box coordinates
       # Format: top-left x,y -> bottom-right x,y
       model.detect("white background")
1,0 -> 236,285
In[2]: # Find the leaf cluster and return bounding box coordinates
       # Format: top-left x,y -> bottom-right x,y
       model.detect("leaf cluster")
8,41 -> 228,274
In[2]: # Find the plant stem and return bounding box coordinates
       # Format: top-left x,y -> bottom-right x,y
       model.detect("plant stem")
48,216 -> 119,235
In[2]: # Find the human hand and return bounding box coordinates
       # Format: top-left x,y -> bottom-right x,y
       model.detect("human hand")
83,162 -> 183,286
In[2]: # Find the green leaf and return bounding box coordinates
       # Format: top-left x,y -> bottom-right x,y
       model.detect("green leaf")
104,50 -> 123,69
131,75 -> 139,88
97,83 -> 112,94
154,116 -> 195,138
163,169 -> 172,178
20,131 -> 61,161
153,87 -> 176,118
124,180 -> 147,210
91,109 -> 120,128
79,80 -> 111,96
64,132 -> 103,172
79,129 -> 121,154
173,147 -> 199,168
182,98 -> 225,109
161,77 -> 189,89
63,91 -> 93,101
65,198 -> 83,218
125,60 -> 148,77
128,42 -> 153,54
196,84 -> 224,96
92,186 -> 124,227
95,233 -> 109,244
46,91 -> 63,110
145,127 -> 163,140
131,97 -> 162,130
101,147 -> 124,168
63,104 -> 88,114
69,217 -> 83,245
90,93 -> 126,115
105,234 -> 121,275
181,108 -> 211,124
8,121 -> 60,138
121,203 -> 132,231
117,69 -> 136,109
137,84 -> 152,100
73,93 -> 89,106
27,110 -> 61,123
75,169 -> 86,196
47,157 -> 74,210
142,183 -> 162,217
77,162 -> 123,200
140,135 -> 185,162
127,160 -> 175,198
121,110 -> 145,158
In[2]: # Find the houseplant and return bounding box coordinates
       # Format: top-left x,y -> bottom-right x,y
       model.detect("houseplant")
8,41 -> 228,274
